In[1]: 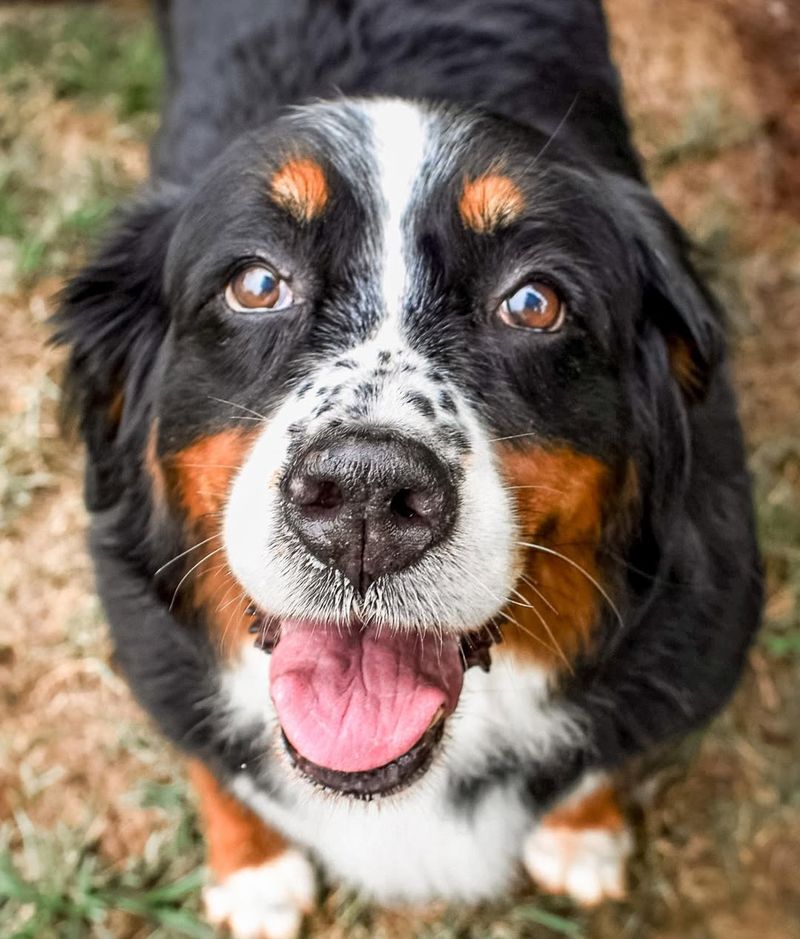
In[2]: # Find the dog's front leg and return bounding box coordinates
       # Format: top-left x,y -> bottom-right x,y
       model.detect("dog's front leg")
189,761 -> 316,939
523,774 -> 633,906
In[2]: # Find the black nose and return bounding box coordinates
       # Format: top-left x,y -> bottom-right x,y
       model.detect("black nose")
282,431 -> 457,594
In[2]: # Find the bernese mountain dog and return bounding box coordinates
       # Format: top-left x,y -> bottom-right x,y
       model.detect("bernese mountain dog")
53,0 -> 763,935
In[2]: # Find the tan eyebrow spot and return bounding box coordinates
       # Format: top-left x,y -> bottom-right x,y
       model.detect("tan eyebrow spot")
459,173 -> 524,233
271,158 -> 329,222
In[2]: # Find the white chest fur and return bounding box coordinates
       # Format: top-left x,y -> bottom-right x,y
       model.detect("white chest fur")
234,769 -> 529,902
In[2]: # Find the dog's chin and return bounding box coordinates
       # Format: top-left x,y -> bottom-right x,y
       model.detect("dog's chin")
251,614 -> 499,800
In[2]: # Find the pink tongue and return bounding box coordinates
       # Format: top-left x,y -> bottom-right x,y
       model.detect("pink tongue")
270,620 -> 463,773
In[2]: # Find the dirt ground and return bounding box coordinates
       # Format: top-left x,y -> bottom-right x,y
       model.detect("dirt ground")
1,2 -> 799,937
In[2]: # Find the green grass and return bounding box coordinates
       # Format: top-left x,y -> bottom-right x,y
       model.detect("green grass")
313,890 -> 589,939
752,438 -> 800,657
0,156 -> 122,285
0,6 -> 160,287
0,789 -> 209,939
648,92 -> 764,175
0,7 -> 161,119
0,788 -> 588,939
0,845 -> 209,939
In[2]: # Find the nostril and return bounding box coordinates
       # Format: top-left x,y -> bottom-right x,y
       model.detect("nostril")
390,487 -> 443,527
286,475 -> 344,513
313,480 -> 344,510
390,488 -> 418,520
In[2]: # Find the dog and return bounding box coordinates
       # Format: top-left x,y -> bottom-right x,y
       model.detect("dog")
54,0 -> 763,935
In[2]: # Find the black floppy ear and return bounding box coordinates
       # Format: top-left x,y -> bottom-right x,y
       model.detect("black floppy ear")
613,176 -> 725,403
52,186 -> 183,510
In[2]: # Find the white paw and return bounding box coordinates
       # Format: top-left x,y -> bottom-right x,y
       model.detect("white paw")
203,849 -> 316,939
523,824 -> 632,906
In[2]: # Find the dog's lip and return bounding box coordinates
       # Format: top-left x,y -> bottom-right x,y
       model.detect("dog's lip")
281,710 -> 447,799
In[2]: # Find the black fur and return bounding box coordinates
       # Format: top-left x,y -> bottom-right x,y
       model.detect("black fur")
151,0 -> 641,184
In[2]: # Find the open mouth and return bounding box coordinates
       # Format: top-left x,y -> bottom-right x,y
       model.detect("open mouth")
250,615 -> 498,798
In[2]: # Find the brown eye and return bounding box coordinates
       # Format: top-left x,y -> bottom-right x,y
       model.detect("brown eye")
499,281 -> 564,332
225,264 -> 293,312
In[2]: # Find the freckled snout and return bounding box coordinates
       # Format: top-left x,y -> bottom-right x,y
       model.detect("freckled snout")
281,431 -> 457,594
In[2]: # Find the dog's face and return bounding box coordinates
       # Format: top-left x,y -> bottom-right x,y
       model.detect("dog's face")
58,98 -> 720,799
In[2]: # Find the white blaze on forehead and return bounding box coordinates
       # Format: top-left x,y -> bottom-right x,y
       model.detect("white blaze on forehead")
362,99 -> 430,340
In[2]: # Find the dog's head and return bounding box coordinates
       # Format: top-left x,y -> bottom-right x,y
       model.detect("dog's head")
55,99 -> 722,797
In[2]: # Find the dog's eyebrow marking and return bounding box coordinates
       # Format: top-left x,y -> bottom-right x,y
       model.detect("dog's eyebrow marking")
459,173 -> 524,233
271,157 -> 329,222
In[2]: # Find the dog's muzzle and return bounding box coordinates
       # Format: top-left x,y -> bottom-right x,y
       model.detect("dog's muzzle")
281,429 -> 458,595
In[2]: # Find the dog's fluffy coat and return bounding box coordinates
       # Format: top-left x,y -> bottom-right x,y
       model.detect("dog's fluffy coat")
54,0 -> 762,928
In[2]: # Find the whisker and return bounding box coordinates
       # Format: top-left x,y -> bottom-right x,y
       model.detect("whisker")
155,534 -> 219,577
215,577 -> 242,614
519,572 -> 559,615
220,415 -> 267,422
507,585 -> 572,673
217,585 -> 249,614
500,606 -> 566,663
208,396 -> 268,421
518,541 -> 624,630
220,588 -> 249,651
529,92 -> 580,168
447,560 -> 564,667
505,484 -> 566,495
506,583 -> 543,612
507,583 -> 543,612
489,431 -> 539,443
169,546 -> 225,611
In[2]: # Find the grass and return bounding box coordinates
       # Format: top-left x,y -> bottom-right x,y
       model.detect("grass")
0,6 -> 159,527
753,438 -> 800,657
0,784 -> 591,939
0,371 -> 60,526
0,773 -> 209,938
0,814 -> 209,939
648,93 -> 765,174
1,3 -> 798,938
0,6 -> 159,287
0,7 -> 161,119
0,156 -> 122,285
0,801 -> 591,939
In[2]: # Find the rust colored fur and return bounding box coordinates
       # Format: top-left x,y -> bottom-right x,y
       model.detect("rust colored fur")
498,446 -> 611,668
667,335 -> 706,401
167,429 -> 255,524
189,761 -> 287,879
459,173 -> 524,233
163,429 -> 257,653
271,158 -> 329,222
543,780 -> 625,832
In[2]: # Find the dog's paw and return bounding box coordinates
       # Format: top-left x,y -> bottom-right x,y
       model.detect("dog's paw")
203,849 -> 316,939
523,823 -> 632,906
